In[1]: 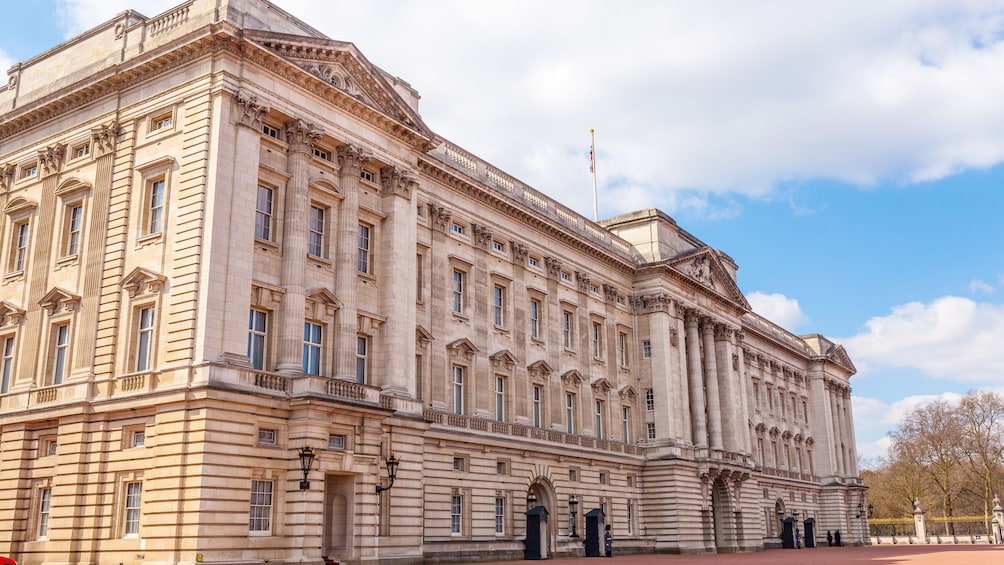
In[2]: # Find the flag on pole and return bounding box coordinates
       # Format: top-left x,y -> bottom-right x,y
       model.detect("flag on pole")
589,144 -> 594,173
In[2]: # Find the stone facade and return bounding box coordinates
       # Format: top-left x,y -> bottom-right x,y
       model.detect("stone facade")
0,1 -> 867,564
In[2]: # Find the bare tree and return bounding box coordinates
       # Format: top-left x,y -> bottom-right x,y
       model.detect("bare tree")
958,390 -> 1004,532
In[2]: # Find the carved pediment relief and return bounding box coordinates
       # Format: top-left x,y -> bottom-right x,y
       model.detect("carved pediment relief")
527,360 -> 553,379
446,337 -> 478,360
826,344 -> 857,374
39,287 -> 81,315
0,301 -> 25,327
560,369 -> 584,387
591,377 -> 614,395
121,267 -> 167,297
490,349 -> 518,370
618,384 -> 637,402
251,281 -> 285,310
666,247 -> 750,310
305,288 -> 341,319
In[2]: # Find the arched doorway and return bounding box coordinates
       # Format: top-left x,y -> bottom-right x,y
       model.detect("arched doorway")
527,478 -> 556,558
710,477 -> 734,551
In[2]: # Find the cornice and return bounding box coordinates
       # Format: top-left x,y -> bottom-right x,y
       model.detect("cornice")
636,262 -> 749,316
417,158 -> 637,276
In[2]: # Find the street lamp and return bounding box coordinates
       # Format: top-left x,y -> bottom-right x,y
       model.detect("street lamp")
868,504 -> 874,518
527,489 -> 538,510
792,510 -> 801,548
856,503 -> 864,519
569,495 -> 579,538
375,453 -> 400,493
298,446 -> 316,490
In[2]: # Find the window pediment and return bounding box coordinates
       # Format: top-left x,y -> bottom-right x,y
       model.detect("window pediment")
0,301 -> 25,327
39,287 -> 81,316
357,310 -> 386,336
489,349 -> 517,370
591,377 -> 613,395
54,179 -> 91,200
251,281 -> 285,310
560,369 -> 584,387
446,337 -> 478,360
4,196 -> 37,218
416,325 -> 434,349
527,359 -> 553,380
618,384 -> 637,402
305,287 -> 340,318
121,267 -> 167,298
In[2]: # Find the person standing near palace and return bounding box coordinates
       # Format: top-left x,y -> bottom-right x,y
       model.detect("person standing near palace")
604,524 -> 613,557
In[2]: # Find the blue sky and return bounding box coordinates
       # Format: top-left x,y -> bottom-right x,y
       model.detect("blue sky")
4,0 -> 1004,464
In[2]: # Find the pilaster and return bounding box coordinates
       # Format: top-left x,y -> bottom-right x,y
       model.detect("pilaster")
334,144 -> 370,382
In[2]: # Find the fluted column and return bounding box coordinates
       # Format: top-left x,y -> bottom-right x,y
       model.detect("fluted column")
684,310 -> 708,448
334,144 -> 370,382
276,119 -> 322,373
702,318 -> 723,450
715,324 -> 738,452
842,389 -> 858,475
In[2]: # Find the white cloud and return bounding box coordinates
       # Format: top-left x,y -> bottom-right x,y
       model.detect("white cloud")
52,1 -> 1004,217
841,296 -> 1004,382
852,392 -> 963,461
747,291 -> 809,331
969,279 -> 995,294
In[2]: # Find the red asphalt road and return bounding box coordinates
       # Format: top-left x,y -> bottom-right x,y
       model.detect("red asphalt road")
481,545 -> 1004,564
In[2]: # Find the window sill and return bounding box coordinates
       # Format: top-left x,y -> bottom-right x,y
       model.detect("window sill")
137,232 -> 163,249
254,238 -> 279,253
3,271 -> 25,284
308,255 -> 332,269
54,254 -> 79,270
452,312 -> 470,323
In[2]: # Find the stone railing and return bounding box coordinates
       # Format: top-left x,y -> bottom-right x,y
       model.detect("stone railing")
428,142 -> 643,263
146,1 -> 192,37
423,409 -> 643,456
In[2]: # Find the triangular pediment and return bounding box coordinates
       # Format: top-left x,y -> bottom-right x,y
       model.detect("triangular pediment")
560,370 -> 584,387
527,360 -> 553,379
618,384 -> 638,402
490,349 -> 518,370
121,267 -> 167,297
666,247 -> 750,310
446,337 -> 479,360
416,325 -> 434,345
0,300 -> 25,327
305,287 -> 341,318
39,287 -> 81,315
245,30 -> 435,147
826,344 -> 857,374
591,377 -> 614,394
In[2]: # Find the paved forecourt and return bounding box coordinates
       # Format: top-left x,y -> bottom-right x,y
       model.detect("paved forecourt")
482,545 -> 1004,565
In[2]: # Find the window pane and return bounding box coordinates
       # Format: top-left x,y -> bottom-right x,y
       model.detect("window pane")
136,307 -> 155,372
255,186 -> 273,240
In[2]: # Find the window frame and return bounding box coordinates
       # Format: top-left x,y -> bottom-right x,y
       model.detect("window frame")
50,323 -> 71,385
37,487 -> 52,539
0,335 -> 14,394
254,185 -> 275,241
452,365 -> 465,415
247,309 -> 268,371
303,322 -> 323,375
355,335 -> 369,384
249,479 -> 274,535
357,223 -> 373,274
308,204 -> 327,258
9,220 -> 30,274
122,481 -> 143,537
134,306 -> 156,373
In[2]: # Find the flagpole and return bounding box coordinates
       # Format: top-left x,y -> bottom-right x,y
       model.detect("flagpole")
590,128 -> 598,222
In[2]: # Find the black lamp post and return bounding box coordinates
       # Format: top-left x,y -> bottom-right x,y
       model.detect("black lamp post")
527,489 -> 538,510
375,453 -> 400,493
792,510 -> 801,548
298,446 -> 316,490
855,503 -> 864,519
569,495 -> 579,538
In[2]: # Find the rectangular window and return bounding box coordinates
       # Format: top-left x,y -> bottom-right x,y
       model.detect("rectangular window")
642,340 -> 651,358
495,376 -> 506,421
495,497 -> 506,535
38,488 -> 52,538
152,113 -> 173,130
451,223 -> 465,235
355,336 -> 368,384
645,388 -> 655,411
528,256 -> 539,268
357,224 -> 372,273
591,322 -> 603,358
622,406 -> 631,443
451,494 -> 463,534
529,298 -> 541,339
148,179 -> 165,235
627,502 -> 634,535
492,240 -> 505,253
52,324 -> 70,385
65,204 -> 83,256
565,393 -> 575,434
10,221 -> 30,272
647,422 -> 656,440
493,285 -> 505,326
20,164 -> 37,180
261,123 -> 280,139
595,400 -> 604,439
452,366 -> 464,414
131,430 -> 145,448
757,438 -> 765,465
753,383 -> 761,410
360,169 -> 375,183
452,457 -> 466,472
1,336 -> 14,394
452,270 -> 465,314
416,254 -> 424,302
249,480 -> 273,533
308,205 -> 325,257
618,332 -> 628,366
496,461 -> 508,475
258,429 -> 276,444
123,482 -> 142,536
532,384 -> 542,428
328,434 -> 346,450
303,322 -> 322,375
247,310 -> 267,370
254,185 -> 273,240
72,143 -> 90,159
562,311 -> 573,349
135,307 -> 155,372
312,147 -> 330,161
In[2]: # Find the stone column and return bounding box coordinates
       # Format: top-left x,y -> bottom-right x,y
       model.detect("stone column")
684,310 -> 708,448
471,223 -> 493,418
544,256 -> 564,430
427,204 -> 452,408
702,318 -> 723,451
510,241 -> 530,424
715,324 -> 738,453
842,388 -> 858,475
377,166 -> 418,395
276,119 -> 322,374
640,295 -> 674,443
735,335 -> 752,455
829,384 -> 845,475
334,145 -> 370,382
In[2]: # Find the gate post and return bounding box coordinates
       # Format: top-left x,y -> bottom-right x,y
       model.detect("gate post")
912,499 -> 927,544
992,494 -> 1003,544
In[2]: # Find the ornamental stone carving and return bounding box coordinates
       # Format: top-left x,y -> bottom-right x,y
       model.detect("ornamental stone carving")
90,121 -> 120,153
285,118 -> 323,153
509,241 -> 529,264
38,144 -> 66,176
380,165 -> 417,199
630,292 -> 672,314
0,164 -> 13,190
688,254 -> 714,288
336,144 -> 371,173
428,203 -> 452,232
602,283 -> 618,303
471,223 -> 493,250
234,90 -> 270,129
574,270 -> 590,292
544,256 -> 562,279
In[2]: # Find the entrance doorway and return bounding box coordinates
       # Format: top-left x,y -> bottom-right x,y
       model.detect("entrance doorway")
323,475 -> 355,559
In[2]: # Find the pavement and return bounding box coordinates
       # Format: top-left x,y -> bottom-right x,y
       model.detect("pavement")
480,545 -> 1004,564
